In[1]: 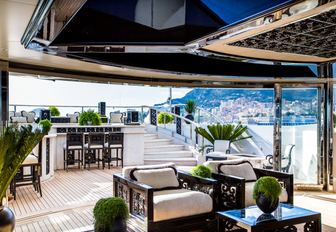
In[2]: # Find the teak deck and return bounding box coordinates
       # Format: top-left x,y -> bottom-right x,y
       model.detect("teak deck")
8,169 -> 336,232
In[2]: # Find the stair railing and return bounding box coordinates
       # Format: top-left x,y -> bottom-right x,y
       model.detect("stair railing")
147,106 -> 202,148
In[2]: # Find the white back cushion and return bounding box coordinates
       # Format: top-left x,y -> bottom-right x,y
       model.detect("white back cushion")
132,167 -> 179,189
122,162 -> 175,179
204,158 -> 245,174
219,161 -> 257,181
67,114 -> 78,123
110,113 -> 123,123
26,112 -> 35,123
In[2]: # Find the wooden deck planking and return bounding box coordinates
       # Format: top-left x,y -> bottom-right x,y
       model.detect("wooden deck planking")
10,168 -> 118,220
8,169 -> 336,232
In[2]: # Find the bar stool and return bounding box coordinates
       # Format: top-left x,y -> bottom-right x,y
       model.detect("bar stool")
10,153 -> 42,200
63,133 -> 83,171
84,133 -> 105,169
104,133 -> 124,168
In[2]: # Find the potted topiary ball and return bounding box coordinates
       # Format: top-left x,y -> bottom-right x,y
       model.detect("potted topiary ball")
93,197 -> 129,232
253,176 -> 282,214
191,165 -> 212,178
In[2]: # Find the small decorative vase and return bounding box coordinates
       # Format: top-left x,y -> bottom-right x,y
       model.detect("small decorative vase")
214,140 -> 230,152
256,194 -> 279,214
185,114 -> 194,124
87,121 -> 92,125
0,205 -> 15,232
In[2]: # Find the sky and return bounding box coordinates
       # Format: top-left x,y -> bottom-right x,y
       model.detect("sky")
9,75 -> 191,114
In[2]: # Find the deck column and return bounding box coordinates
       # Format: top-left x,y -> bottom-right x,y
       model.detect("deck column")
273,83 -> 282,171
0,61 -> 9,130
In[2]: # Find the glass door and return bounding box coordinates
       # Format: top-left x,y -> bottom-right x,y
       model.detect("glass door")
281,87 -> 321,184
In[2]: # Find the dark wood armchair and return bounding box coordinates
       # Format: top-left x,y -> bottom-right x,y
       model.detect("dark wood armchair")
210,161 -> 293,211
113,169 -> 218,232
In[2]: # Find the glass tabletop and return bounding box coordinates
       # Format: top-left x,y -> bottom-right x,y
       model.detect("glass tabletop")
217,204 -> 319,226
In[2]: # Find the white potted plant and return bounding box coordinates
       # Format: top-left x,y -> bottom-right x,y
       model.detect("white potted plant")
195,123 -> 252,153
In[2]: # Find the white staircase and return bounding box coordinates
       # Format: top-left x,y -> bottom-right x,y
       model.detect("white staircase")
144,132 -> 197,166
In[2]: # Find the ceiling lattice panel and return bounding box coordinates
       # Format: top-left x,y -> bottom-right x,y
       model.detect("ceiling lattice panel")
229,9 -> 336,58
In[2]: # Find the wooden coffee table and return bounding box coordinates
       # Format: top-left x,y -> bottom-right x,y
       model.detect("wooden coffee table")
217,203 -> 321,232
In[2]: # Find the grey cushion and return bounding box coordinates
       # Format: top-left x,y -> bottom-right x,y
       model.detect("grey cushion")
219,161 -> 257,181
153,189 -> 212,222
67,114 -> 78,123
122,162 -> 175,179
132,167 -> 179,189
204,158 -> 245,174
84,144 -> 104,149
110,113 -> 123,123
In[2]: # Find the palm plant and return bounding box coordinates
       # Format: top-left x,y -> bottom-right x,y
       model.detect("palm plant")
195,123 -> 252,152
0,122 -> 51,202
184,99 -> 196,115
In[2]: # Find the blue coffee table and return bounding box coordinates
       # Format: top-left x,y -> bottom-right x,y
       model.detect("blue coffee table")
216,203 -> 321,232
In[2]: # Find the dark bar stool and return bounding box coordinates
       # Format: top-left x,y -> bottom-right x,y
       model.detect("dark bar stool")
10,153 -> 42,200
63,133 -> 83,171
84,133 -> 105,169
104,133 -> 124,168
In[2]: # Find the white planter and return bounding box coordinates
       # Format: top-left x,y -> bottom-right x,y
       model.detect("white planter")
214,140 -> 230,152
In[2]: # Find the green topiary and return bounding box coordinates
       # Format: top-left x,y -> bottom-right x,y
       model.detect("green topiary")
191,165 -> 212,178
253,176 -> 282,205
158,112 -> 174,124
49,106 -> 60,116
93,197 -> 129,232
78,110 -> 102,126
39,119 -> 52,134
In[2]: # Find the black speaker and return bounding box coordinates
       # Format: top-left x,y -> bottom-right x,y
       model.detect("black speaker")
126,110 -> 139,124
98,102 -> 106,116
40,109 -> 51,121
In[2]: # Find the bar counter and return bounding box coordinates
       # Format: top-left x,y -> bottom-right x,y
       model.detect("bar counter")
40,123 -> 145,181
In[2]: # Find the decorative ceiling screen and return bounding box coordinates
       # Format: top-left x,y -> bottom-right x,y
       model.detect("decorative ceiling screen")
229,9 -> 336,58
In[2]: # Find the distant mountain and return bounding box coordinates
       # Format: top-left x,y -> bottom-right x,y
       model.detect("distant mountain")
156,88 -> 318,109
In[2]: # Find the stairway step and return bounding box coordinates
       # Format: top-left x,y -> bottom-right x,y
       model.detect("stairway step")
144,158 -> 197,166
144,144 -> 185,153
144,150 -> 193,159
145,138 -> 172,146
144,134 -> 158,139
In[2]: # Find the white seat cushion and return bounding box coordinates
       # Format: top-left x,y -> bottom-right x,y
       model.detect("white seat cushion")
219,161 -> 257,181
153,189 -> 212,222
63,144 -> 83,150
245,181 -> 288,207
104,142 -> 122,148
122,163 -> 175,179
132,167 -> 179,189
23,154 -> 38,165
84,144 -> 104,149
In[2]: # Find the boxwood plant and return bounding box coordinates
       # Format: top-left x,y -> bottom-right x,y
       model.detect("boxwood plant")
49,106 -> 60,116
93,197 -> 129,232
191,165 -> 212,178
78,110 -> 102,126
253,176 -> 282,205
